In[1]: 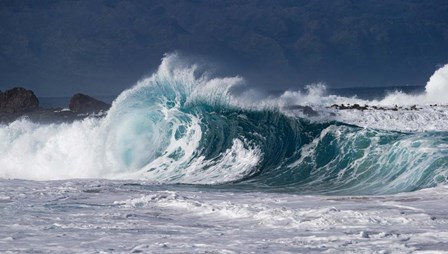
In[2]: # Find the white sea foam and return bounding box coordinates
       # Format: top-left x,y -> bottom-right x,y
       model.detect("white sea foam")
2,179 -> 448,253
327,105 -> 448,132
0,118 -> 107,180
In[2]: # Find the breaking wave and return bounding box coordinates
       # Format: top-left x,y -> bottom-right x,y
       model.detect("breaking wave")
0,54 -> 448,195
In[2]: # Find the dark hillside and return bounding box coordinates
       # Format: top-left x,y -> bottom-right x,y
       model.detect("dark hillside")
1,0 -> 447,95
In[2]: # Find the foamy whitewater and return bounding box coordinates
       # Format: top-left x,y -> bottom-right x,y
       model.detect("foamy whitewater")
1,55 -> 448,253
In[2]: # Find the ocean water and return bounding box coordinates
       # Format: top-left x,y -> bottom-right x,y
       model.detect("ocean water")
1,54 -> 448,253
39,96 -> 117,109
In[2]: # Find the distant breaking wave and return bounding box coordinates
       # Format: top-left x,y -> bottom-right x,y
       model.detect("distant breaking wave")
0,54 -> 448,195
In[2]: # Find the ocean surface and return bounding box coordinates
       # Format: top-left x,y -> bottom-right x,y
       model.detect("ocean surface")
1,54 -> 448,253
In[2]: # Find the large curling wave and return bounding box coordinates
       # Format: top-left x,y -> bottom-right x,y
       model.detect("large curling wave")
1,54 -> 448,195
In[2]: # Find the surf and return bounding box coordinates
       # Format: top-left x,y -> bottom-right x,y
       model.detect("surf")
0,54 -> 448,195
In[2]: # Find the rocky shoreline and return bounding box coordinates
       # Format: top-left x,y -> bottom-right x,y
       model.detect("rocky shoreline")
284,103 -> 447,118
328,103 -> 423,111
0,87 -> 111,124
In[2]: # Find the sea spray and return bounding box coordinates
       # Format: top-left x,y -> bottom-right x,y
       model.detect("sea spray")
426,64 -> 448,103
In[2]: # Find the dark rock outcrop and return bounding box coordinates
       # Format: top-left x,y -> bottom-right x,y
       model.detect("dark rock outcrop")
330,104 -> 368,111
329,104 -> 421,111
285,105 -> 319,117
69,93 -> 110,114
0,87 -> 39,113
302,106 -> 319,117
0,88 -> 111,124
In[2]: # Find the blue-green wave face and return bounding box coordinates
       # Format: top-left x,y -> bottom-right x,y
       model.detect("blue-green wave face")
97,54 -> 448,195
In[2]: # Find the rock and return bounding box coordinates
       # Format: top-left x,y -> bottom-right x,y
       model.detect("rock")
351,104 -> 368,111
328,103 -> 420,111
329,103 -> 367,110
302,106 -> 319,117
284,105 -> 319,116
69,93 -> 110,114
0,87 -> 39,113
